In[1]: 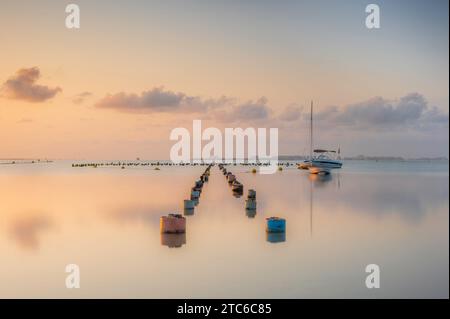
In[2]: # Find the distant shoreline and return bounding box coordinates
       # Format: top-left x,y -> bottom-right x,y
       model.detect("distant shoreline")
1,157 -> 448,162
278,156 -> 449,161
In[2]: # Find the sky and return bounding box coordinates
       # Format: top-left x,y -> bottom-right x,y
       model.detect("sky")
0,0 -> 448,159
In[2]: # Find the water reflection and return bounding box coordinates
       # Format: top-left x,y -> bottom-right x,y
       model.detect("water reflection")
9,215 -> 52,251
307,172 -> 334,237
0,161 -> 448,298
161,233 -> 186,248
245,209 -> 257,218
323,174 -> 447,221
108,206 -> 162,227
266,232 -> 286,243
309,172 -> 333,185
232,192 -> 243,198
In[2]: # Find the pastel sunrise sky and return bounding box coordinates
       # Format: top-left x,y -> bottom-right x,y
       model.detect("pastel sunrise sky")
0,0 -> 448,159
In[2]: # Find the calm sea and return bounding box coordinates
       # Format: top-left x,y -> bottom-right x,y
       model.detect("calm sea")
0,160 -> 448,298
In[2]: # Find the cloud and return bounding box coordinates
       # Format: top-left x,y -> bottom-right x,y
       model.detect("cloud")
72,91 -> 93,104
95,87 -> 199,112
17,118 -> 33,124
0,67 -> 61,102
279,104 -> 303,121
95,84 -> 270,122
334,94 -> 426,126
95,85 -> 447,133
138,87 -> 185,108
302,93 -> 448,131
95,87 -> 240,115
213,97 -> 271,123
233,97 -> 270,120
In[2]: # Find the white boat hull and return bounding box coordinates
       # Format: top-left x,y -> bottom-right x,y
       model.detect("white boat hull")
311,160 -> 342,169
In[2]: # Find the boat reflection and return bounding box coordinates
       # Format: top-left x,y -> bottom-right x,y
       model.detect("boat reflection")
308,172 -> 333,185
161,233 -> 186,248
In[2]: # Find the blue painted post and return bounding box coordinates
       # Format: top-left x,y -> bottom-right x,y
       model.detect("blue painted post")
266,217 -> 286,233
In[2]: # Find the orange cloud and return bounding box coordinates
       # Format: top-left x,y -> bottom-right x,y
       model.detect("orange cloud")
72,91 -> 93,104
0,67 -> 61,103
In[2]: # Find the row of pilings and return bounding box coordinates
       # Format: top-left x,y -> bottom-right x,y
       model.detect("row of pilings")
71,161 -> 294,170
219,164 -> 286,242
219,164 -> 256,215
159,164 -> 213,247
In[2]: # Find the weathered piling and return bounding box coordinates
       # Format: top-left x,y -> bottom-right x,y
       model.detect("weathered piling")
160,214 -> 186,233
247,189 -> 256,200
191,189 -> 200,200
232,180 -> 243,193
184,199 -> 195,210
195,180 -> 203,188
266,217 -> 286,233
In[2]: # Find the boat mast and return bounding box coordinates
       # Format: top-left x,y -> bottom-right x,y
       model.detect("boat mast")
310,100 -> 313,161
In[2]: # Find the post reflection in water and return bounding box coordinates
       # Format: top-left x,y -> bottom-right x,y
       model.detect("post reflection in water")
266,232 -> 286,243
9,215 -> 53,251
245,208 -> 256,218
161,232 -> 186,248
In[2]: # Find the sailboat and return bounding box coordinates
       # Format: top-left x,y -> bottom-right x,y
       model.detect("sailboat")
298,101 -> 315,170
297,101 -> 343,173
